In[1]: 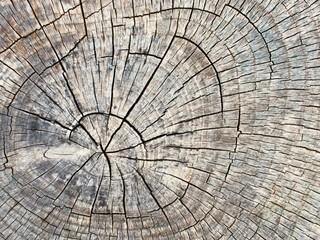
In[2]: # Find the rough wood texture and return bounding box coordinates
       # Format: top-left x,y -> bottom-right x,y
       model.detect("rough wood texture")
0,0 -> 319,239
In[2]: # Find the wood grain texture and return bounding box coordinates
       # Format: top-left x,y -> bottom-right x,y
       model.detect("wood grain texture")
0,0 -> 319,239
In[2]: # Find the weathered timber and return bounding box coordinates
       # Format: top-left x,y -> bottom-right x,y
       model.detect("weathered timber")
0,0 -> 320,239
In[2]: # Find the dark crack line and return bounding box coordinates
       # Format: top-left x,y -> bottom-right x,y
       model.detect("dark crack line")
164,145 -> 231,153
89,112 -> 102,145
6,73 -> 35,113
183,1 -> 195,37
85,1 -> 112,20
131,56 -> 186,126
26,0 -> 87,123
69,112 -> 145,151
180,199 -> 197,223
90,38 -> 100,112
167,110 -> 223,127
79,0 -> 88,36
28,0 -> 86,69
175,91 -> 215,111
11,106 -> 71,131
0,59 -> 22,78
92,34 -> 98,65
68,138 -> 93,151
113,115 -> 146,151
105,142 -> 142,154
30,79 -> 66,114
24,159 -> 64,188
158,181 -> 185,199
109,64 -> 117,113
104,118 -> 146,152
225,107 -> 241,181
135,169 -> 174,233
104,29 -> 178,151
62,73 -> 83,116
77,123 -> 99,146
0,2 -> 81,55
136,49 -> 192,120
12,128 -> 61,135
132,55 -> 213,130
226,5 -> 273,65
121,51 -> 147,113
119,35 -> 132,90
129,52 -> 162,60
0,197 -> 19,221
224,158 -> 233,182
10,47 -> 40,75
104,64 -> 117,145
175,35 -> 224,112
100,144 -> 112,179
116,165 -> 129,239
1,136 -> 13,175
119,156 -> 187,164
144,126 -> 233,144
173,64 -> 212,95
131,0 -> 136,34
156,170 -> 215,199
123,7 -> 219,19
181,203 -> 216,233
91,155 -> 105,214
0,9 -> 22,39
139,109 -> 167,135
110,16 -> 115,62
42,75 -> 79,124
6,33 -> 86,117
106,125 -> 234,154
31,162 -> 75,195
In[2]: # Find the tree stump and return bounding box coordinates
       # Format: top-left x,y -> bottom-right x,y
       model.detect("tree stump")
0,0 -> 319,239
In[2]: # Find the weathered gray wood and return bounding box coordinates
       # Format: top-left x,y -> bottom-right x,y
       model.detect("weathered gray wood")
0,0 -> 320,239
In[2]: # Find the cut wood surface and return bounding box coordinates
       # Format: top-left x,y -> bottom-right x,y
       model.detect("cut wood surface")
0,0 -> 319,239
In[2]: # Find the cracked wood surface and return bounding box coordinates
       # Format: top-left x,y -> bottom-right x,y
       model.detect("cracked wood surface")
0,0 -> 320,239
